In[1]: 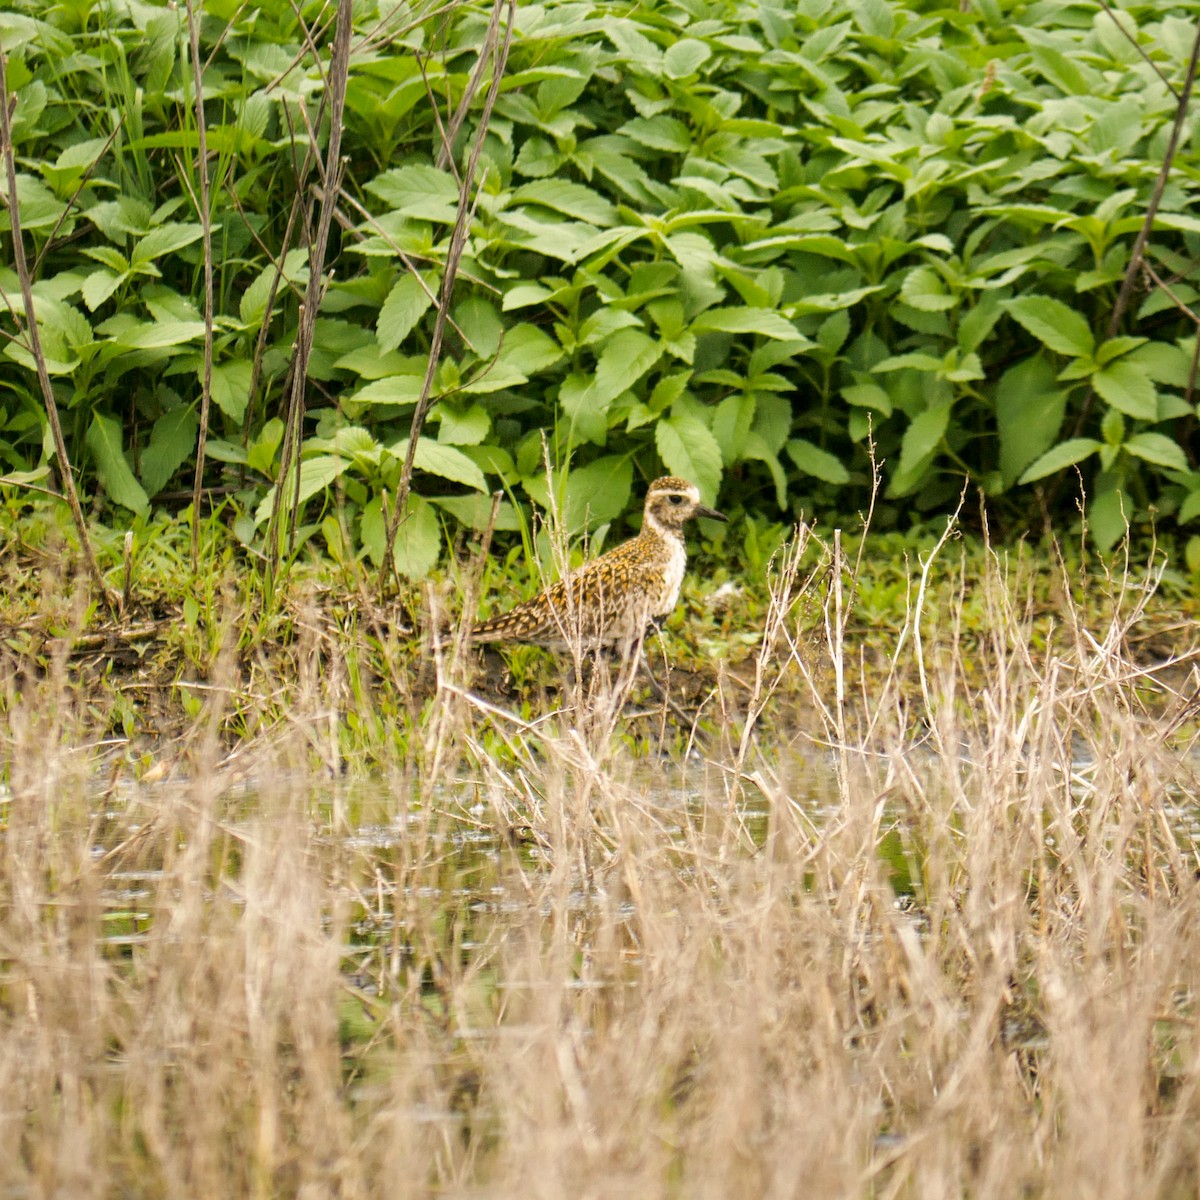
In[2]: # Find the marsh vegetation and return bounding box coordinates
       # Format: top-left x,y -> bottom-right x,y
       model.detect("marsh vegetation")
4,523 -> 1200,1198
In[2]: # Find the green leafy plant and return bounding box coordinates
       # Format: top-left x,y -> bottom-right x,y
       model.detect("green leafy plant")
3,0 -> 1200,573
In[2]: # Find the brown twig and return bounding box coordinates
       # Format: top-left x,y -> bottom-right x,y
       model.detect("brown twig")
0,48 -> 115,614
1096,0 -> 1181,101
265,0 -> 353,571
377,0 -> 516,598
1108,16 -> 1200,339
186,0 -> 216,573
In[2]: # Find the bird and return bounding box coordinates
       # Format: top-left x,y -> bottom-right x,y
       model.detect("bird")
469,476 -> 726,655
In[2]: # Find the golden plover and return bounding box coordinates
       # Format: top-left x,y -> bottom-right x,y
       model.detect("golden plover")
470,476 -> 726,654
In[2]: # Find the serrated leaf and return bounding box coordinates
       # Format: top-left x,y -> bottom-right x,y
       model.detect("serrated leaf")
900,265 -> 955,312
130,222 -> 204,265
692,306 -> 800,341
85,413 -> 149,513
141,405 -> 198,496
392,437 -> 487,491
592,329 -> 662,405
430,493 -> 522,532
712,393 -> 755,464
656,410 -> 722,501
1123,432 -> 1188,471
496,324 -> 563,375
0,465 -> 51,488
1179,488 -> 1200,525
82,268 -> 122,311
1018,438 -> 1101,484
362,493 -> 441,580
561,456 -> 633,532
112,320 -> 206,350
996,356 -> 1067,487
378,273 -> 434,353
454,295 -> 503,358
436,403 -> 490,446
842,383 -> 892,415
512,179 -> 618,227
365,164 -> 459,223
239,249 -> 309,327
254,454 -> 349,525
897,402 -> 952,478
352,375 -> 426,406
1005,295 -> 1094,358
1093,360 -> 1157,420
741,432 -> 788,509
210,360 -> 252,423
663,38 -> 711,77
621,115 -> 692,153
786,437 -> 849,484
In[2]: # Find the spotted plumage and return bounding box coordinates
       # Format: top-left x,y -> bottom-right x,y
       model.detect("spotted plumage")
470,476 -> 726,653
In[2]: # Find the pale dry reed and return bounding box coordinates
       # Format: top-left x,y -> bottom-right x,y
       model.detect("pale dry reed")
2,529 -> 1200,1199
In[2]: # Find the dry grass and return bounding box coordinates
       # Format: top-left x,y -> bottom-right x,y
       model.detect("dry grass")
3,526 -> 1200,1198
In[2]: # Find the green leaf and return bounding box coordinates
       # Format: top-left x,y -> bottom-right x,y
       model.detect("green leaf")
85,414 -> 150,514
391,437 -> 487,491
365,164 -> 460,223
130,222 -> 204,265
436,403 -> 491,446
786,438 -> 850,484
496,324 -> 563,375
239,248 -> 309,327
1005,295 -> 1095,358
592,329 -> 662,405
209,360 -> 252,423
111,320 -> 206,350
351,374 -> 426,406
378,273 -> 434,353
1178,488 -> 1200,525
82,268 -> 123,311
1122,432 -> 1188,471
141,406 -> 198,496
712,393 -> 755,465
900,265 -> 955,312
621,115 -> 692,153
1093,360 -> 1157,420
842,383 -> 892,415
561,456 -> 633,532
656,410 -> 722,502
1018,438 -> 1101,484
897,402 -> 951,480
254,455 -> 349,525
692,306 -> 800,341
430,493 -> 521,532
454,295 -> 504,358
996,356 -> 1067,487
0,466 -> 52,489
663,38 -> 711,77
512,179 -> 618,227
741,432 -> 789,509
1123,340 -> 1193,387
362,493 -> 441,580
1087,472 -> 1129,552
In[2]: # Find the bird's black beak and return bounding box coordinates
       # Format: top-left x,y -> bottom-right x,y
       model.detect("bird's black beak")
697,504 -> 727,522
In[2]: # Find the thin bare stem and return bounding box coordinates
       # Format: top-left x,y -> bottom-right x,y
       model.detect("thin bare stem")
0,49 -> 115,615
378,0 -> 516,597
1108,16 -> 1200,339
265,0 -> 353,571
186,0 -> 216,573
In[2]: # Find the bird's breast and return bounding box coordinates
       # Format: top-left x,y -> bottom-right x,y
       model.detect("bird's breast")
653,539 -> 687,616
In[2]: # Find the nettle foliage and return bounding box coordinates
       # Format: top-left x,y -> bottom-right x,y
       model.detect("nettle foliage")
2,0 -> 1200,572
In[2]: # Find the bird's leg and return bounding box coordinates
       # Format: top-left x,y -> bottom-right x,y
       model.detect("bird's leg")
637,628 -> 693,726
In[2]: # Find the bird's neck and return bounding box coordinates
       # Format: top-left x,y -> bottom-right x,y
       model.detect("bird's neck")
643,508 -> 684,543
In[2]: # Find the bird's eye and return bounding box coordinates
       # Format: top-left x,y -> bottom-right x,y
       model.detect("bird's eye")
667,494 -> 684,505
